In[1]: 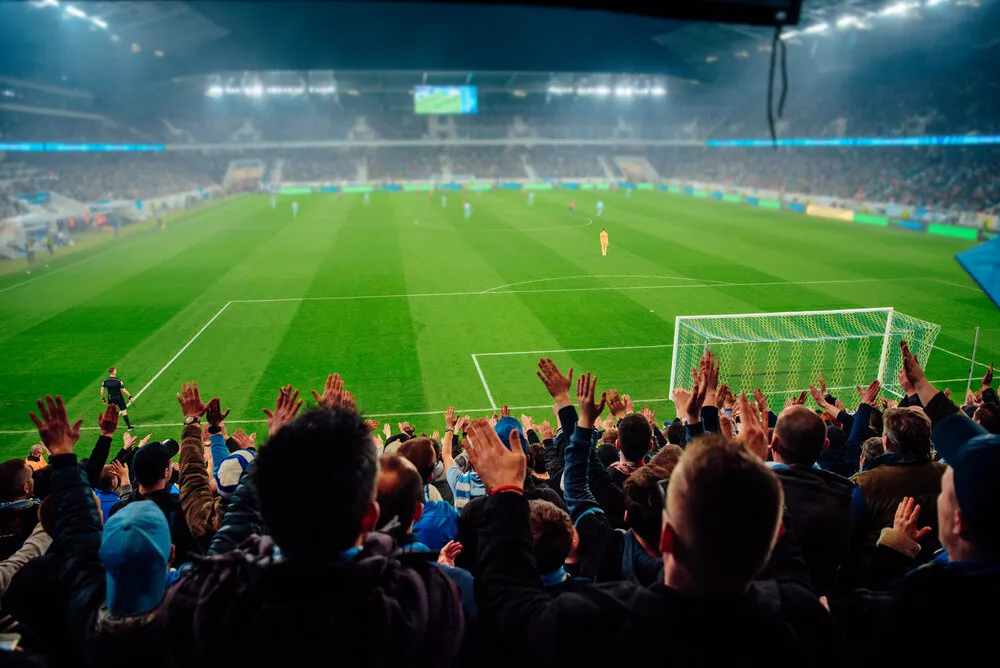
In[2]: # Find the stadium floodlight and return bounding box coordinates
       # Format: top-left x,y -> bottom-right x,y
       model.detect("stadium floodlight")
614,86 -> 634,97
205,85 -> 223,98
243,86 -> 264,97
32,0 -> 60,7
836,15 -> 860,28
546,85 -> 573,95
880,2 -> 918,15
308,86 -> 336,94
64,5 -> 86,18
925,0 -> 950,5
668,308 -> 941,401
803,22 -> 830,34
780,29 -> 800,39
593,86 -> 611,96
91,17 -> 107,29
650,86 -> 667,96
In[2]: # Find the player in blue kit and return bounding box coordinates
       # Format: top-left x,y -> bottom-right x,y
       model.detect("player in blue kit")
597,200 -> 604,217
364,193 -> 370,205
463,200 -> 471,219
292,201 -> 299,218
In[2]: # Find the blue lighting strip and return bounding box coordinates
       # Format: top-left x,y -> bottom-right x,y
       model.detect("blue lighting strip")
706,135 -> 1000,147
0,143 -> 165,152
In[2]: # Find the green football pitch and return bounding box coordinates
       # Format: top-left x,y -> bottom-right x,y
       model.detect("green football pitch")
1,189 -> 996,458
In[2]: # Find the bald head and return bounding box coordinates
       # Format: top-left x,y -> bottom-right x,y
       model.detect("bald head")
772,405 -> 828,466
376,454 -> 423,533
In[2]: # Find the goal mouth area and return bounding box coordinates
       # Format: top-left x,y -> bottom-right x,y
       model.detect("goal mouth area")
668,307 -> 942,401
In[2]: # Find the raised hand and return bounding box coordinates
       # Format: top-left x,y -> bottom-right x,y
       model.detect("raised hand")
623,394 -> 635,415
893,497 -> 932,542
701,350 -> 720,407
671,387 -> 692,419
232,428 -> 256,450
364,419 -> 379,431
108,460 -> 128,487
445,406 -> 458,430
898,367 -> 915,396
575,372 -> 607,429
520,413 -> 536,434
437,540 -> 463,568
606,389 -> 627,419
736,392 -> 769,461
899,341 -> 928,390
500,404 -> 510,418
456,415 -> 471,434
177,382 -> 208,418
717,384 -> 735,409
685,372 -> 709,424
98,403 -> 119,438
263,385 -> 302,435
398,422 -> 415,437
783,390 -> 808,409
465,418 -> 526,492
753,388 -> 769,416
856,380 -> 881,406
312,373 -> 345,409
29,395 -> 83,457
539,420 -> 555,440
818,375 -> 828,397
640,405 -> 656,427
205,398 -> 231,427
537,358 -> 574,407
383,423 -> 392,440
982,362 -> 994,390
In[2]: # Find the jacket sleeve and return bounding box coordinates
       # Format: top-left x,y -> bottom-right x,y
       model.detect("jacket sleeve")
83,435 -> 113,488
475,492 -> 561,651
587,447 -> 625,523
49,453 -> 106,655
207,459 -> 264,555
178,423 -> 225,540
983,387 -> 999,406
651,423 -> 667,448
563,424 -> 600,522
209,433 -> 229,477
700,406 -> 720,433
541,437 -> 564,496
685,419 -> 705,443
0,523 -> 51,592
845,404 -> 872,469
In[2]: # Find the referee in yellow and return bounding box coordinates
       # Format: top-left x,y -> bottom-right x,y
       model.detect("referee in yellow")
600,227 -> 609,257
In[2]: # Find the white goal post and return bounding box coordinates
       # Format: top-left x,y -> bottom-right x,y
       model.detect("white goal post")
668,307 -> 941,401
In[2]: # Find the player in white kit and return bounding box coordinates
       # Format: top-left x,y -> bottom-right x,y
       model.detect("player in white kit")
442,194 -> 447,208
463,200 -> 471,219
597,200 -> 604,217
271,194 -> 276,210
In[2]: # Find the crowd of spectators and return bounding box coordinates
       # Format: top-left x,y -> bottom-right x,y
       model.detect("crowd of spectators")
0,341 -> 997,666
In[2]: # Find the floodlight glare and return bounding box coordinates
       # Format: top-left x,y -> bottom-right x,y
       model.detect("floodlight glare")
91,17 -> 107,29
803,22 -> 830,34
650,86 -> 667,96
64,5 -> 86,18
881,2 -> 918,15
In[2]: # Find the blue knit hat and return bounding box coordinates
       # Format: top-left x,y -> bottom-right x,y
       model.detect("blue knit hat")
932,414 -> 1000,528
99,501 -> 171,616
494,417 -> 528,454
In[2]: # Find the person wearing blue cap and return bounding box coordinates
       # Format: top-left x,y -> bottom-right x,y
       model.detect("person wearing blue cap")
28,395 -> 173,665
868,343 -> 1000,665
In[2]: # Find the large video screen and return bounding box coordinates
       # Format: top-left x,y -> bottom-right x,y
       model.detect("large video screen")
414,86 -> 478,115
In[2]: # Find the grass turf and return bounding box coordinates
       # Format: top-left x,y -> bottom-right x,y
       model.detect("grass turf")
1,189 -> 996,457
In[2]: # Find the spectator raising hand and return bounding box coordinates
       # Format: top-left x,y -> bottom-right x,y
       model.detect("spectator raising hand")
736,392 -> 769,460
29,395 -> 83,455
263,385 -> 303,434
575,372 -> 606,429
537,358 -> 573,408
465,418 -> 526,493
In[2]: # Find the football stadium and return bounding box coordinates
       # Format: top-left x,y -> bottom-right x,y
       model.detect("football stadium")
0,0 -> 999,663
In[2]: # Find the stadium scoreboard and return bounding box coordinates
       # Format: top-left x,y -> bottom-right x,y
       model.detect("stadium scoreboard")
414,86 -> 478,115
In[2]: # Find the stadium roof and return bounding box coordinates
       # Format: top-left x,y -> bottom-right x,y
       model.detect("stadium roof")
0,0 -> 995,105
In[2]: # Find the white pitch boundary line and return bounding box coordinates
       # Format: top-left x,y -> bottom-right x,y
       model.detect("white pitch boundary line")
471,354 -> 498,410
933,344 -> 992,369
232,276 -> 922,304
412,214 -> 594,233
130,301 -> 233,402
929,277 -> 983,293
0,375 -> 977,436
480,274 -> 726,294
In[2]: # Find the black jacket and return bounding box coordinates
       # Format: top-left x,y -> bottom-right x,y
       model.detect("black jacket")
0,501 -> 41,561
475,492 -> 842,668
772,463 -> 855,595
109,488 -> 202,562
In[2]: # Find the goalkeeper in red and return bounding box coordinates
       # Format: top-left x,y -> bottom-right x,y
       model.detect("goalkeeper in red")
101,366 -> 135,430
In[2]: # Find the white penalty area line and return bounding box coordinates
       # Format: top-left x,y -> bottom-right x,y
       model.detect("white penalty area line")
130,301 -> 233,402
233,276 -> 926,303
471,354 -> 498,410
0,375 -> 975,436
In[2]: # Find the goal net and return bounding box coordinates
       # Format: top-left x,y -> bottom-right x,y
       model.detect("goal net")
669,308 -> 941,401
